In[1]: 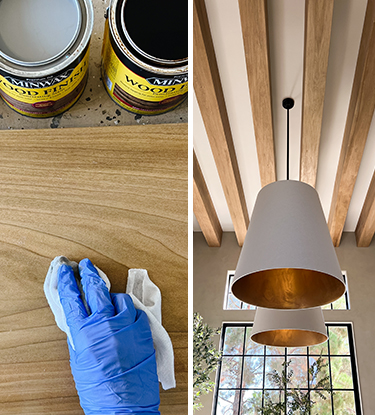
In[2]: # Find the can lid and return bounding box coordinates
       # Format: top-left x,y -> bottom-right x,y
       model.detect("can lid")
0,0 -> 82,66
120,0 -> 188,66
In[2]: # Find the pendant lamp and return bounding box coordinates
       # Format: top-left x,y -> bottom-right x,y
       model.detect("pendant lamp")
231,98 -> 346,309
250,307 -> 328,347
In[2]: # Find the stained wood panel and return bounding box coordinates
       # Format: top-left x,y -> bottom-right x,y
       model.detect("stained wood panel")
194,0 -> 249,246
238,0 -> 276,187
328,0 -> 375,246
300,0 -> 334,187
0,124 -> 188,414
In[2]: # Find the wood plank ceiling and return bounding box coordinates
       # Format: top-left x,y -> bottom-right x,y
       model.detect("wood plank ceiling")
193,0 -> 375,248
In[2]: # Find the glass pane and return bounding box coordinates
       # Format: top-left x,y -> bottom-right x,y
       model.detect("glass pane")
217,390 -> 240,415
333,391 -> 356,414
242,357 -> 264,388
263,389 -> 285,412
332,294 -> 347,310
245,327 -> 264,355
264,357 -> 285,388
266,345 -> 285,356
224,327 -> 245,355
287,346 -> 307,355
227,294 -> 242,310
310,391 -> 332,414
309,356 -> 330,389
331,357 -> 353,389
241,390 -> 263,415
309,340 -> 328,356
322,303 -> 332,310
286,390 -> 309,413
288,357 -> 308,388
219,357 -> 243,388
328,326 -> 350,355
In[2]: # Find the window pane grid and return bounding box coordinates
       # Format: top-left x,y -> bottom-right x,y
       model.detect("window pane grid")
214,323 -> 361,415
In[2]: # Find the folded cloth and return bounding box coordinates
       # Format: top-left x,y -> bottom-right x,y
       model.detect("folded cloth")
44,256 -> 176,390
127,269 -> 176,390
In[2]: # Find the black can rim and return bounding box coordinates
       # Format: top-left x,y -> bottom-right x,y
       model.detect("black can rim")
120,0 -> 188,67
109,0 -> 188,75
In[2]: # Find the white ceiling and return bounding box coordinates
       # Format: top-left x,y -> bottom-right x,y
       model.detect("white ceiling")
193,0 -> 375,232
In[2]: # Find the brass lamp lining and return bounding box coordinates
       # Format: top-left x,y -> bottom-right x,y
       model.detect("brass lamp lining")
251,329 -> 328,347
231,268 -> 346,309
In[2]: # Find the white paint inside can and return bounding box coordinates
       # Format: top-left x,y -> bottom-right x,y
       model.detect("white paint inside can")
0,0 -> 81,65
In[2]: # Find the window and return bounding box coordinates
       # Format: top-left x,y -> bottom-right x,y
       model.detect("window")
214,323 -> 361,415
224,272 -> 350,311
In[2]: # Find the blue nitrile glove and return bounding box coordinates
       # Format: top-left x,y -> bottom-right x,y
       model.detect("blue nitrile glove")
58,258 -> 160,415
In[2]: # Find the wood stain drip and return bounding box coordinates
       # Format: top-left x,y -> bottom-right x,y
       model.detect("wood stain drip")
0,0 -> 93,118
101,0 -> 188,115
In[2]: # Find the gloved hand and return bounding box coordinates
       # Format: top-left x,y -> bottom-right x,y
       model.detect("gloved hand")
58,258 -> 160,415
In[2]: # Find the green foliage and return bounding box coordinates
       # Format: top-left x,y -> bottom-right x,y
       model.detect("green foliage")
260,355 -> 333,415
193,313 -> 222,411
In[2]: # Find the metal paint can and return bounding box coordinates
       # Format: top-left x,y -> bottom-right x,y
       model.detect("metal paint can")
0,0 -> 93,118
101,0 -> 188,115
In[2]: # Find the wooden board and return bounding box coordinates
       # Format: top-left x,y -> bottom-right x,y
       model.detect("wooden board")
0,124 -> 188,414
300,0 -> 334,187
355,170 -> 375,247
328,0 -> 375,246
193,150 -> 222,247
194,0 -> 249,246
238,0 -> 276,188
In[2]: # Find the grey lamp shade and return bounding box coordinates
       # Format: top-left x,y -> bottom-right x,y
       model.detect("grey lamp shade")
232,180 -> 346,309
251,307 -> 328,347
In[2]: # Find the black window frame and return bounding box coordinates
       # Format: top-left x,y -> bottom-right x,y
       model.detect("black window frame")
213,322 -> 362,415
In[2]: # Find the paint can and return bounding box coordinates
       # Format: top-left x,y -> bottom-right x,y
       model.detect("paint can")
101,0 -> 188,115
0,0 -> 93,118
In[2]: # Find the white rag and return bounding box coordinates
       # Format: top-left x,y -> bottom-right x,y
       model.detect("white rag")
44,256 -> 176,390
127,269 -> 176,390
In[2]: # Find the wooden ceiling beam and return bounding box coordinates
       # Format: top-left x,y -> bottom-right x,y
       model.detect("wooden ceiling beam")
355,171 -> 375,247
300,0 -> 334,187
193,151 -> 223,247
238,0 -> 276,187
193,0 -> 249,246
328,0 -> 375,246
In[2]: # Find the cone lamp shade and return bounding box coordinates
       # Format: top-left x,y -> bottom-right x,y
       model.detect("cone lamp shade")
251,307 -> 328,347
231,180 -> 346,309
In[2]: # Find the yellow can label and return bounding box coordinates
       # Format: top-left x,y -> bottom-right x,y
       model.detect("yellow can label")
101,21 -> 187,114
0,48 -> 89,105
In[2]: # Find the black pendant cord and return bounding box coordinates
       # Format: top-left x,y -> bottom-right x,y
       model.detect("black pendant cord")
287,107 -> 290,180
282,98 -> 294,181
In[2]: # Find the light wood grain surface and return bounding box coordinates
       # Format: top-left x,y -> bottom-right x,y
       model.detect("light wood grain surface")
0,124 -> 188,414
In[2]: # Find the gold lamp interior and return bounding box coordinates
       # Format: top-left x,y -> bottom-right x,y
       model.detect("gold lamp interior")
251,329 -> 328,347
231,268 -> 346,309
